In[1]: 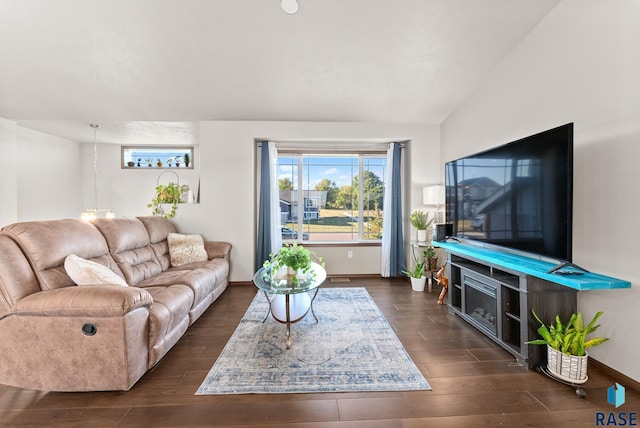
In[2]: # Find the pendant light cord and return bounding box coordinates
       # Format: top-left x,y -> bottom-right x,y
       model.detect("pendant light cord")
91,124 -> 99,211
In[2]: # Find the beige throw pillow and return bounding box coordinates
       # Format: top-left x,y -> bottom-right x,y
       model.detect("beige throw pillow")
167,233 -> 208,267
64,254 -> 128,287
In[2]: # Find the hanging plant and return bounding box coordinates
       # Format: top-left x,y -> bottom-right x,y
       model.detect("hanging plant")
147,172 -> 189,218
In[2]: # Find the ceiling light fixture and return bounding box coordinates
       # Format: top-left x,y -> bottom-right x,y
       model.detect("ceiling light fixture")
281,0 -> 299,14
81,124 -> 115,221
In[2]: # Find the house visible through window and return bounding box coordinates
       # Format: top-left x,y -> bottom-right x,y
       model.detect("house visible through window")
277,151 -> 387,243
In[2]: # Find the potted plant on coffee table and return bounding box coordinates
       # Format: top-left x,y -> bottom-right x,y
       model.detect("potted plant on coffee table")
410,210 -> 433,242
263,243 -> 324,286
527,310 -> 608,384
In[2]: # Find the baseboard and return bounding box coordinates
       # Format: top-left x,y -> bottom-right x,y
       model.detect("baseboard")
229,281 -> 254,286
328,273 -> 380,280
230,274 -> 381,287
590,357 -> 640,393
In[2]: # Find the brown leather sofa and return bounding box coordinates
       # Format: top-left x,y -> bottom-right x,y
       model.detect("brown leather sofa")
0,216 -> 230,392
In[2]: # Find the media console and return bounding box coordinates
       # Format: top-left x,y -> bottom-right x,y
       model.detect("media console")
434,240 -> 631,368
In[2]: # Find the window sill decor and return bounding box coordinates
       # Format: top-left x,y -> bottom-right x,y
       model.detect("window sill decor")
122,146 -> 194,169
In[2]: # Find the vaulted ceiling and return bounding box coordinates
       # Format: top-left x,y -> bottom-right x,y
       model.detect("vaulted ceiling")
0,0 -> 560,144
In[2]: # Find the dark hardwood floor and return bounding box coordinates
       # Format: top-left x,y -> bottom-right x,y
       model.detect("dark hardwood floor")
1,278 -> 638,427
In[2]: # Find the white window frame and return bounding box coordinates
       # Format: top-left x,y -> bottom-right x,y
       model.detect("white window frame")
277,148 -> 387,244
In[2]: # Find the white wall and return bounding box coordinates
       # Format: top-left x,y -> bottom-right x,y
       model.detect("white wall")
80,121 -> 439,281
0,118 -> 18,227
85,143 -> 201,219
182,121 -> 439,282
0,121 -> 83,227
16,127 -> 84,222
441,0 -> 640,381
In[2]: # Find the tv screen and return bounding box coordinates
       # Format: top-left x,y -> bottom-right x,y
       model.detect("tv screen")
445,123 -> 573,262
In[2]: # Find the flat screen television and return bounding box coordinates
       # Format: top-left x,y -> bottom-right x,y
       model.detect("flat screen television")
444,123 -> 573,262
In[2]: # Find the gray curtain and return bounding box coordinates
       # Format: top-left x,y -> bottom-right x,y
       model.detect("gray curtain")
255,142 -> 272,270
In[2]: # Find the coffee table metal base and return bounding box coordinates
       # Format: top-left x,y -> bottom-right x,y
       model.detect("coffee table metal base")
263,288 -> 320,349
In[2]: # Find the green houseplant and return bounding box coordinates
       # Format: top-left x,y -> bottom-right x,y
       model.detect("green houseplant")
410,210 -> 434,242
409,210 -> 433,230
402,259 -> 426,279
424,246 -> 438,271
263,243 -> 324,285
527,309 -> 608,383
147,182 -> 189,218
402,252 -> 426,291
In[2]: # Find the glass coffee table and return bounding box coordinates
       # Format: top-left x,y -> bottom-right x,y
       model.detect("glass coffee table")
253,262 -> 327,349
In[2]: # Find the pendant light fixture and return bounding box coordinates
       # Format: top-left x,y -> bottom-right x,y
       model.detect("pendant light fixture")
81,124 -> 115,220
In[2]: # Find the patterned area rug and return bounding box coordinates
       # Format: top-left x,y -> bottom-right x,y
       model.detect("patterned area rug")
196,287 -> 430,394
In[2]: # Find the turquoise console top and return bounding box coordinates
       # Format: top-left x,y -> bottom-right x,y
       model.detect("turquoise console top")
433,240 -> 631,291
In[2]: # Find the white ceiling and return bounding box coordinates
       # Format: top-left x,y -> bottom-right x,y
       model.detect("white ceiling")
0,0 -> 560,144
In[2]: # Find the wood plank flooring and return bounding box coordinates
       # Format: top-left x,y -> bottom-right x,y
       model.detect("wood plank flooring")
1,278 -> 638,427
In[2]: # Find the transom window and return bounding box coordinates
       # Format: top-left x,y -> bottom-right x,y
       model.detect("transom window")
121,146 -> 194,169
277,152 -> 387,243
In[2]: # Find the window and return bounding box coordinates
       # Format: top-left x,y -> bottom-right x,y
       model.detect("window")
277,152 -> 387,243
121,146 -> 194,169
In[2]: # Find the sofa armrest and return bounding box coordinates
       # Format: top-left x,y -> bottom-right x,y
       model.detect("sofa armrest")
204,241 -> 232,261
12,286 -> 153,317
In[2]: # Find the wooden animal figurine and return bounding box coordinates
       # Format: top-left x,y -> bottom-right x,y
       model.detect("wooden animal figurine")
436,263 -> 449,305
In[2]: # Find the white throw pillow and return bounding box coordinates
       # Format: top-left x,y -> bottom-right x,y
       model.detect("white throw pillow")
64,254 -> 128,287
167,233 -> 208,267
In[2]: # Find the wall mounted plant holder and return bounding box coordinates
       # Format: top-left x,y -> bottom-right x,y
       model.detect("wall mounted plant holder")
147,171 -> 190,218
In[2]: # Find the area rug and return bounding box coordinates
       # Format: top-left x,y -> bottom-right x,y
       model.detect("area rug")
196,287 -> 430,394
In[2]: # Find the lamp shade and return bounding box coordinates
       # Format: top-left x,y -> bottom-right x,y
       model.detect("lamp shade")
423,185 -> 444,206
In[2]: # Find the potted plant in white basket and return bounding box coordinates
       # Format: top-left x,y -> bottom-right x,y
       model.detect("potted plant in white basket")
527,310 -> 608,384
402,257 -> 426,292
410,210 -> 434,242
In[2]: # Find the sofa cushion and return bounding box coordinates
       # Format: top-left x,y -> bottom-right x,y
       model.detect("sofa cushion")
1,219 -> 121,290
92,218 -> 162,286
64,255 -> 128,287
137,258 -> 229,307
167,233 -> 208,267
137,216 -> 177,270
12,285 -> 152,317
137,216 -> 177,244
0,234 -> 41,318
143,284 -> 193,365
